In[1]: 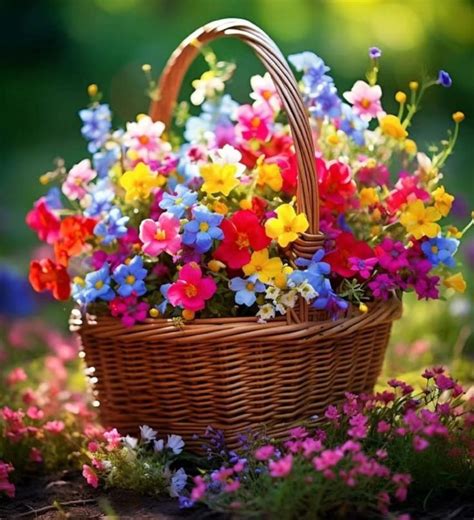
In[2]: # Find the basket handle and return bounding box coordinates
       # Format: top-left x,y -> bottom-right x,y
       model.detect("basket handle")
149,18 -> 323,241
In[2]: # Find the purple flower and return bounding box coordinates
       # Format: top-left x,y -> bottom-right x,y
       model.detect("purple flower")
375,238 -> 409,273
437,70 -> 452,88
369,47 -> 382,59
348,256 -> 378,279
368,274 -> 397,299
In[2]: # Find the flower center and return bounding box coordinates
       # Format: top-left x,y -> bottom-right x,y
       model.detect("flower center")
184,283 -> 198,298
138,135 -> 150,145
175,197 -> 183,205
74,177 -> 83,186
262,90 -> 272,100
126,275 -> 136,285
431,246 -> 439,254
284,224 -> 293,232
95,280 -> 104,289
246,282 -> 255,291
250,116 -> 261,128
236,232 -> 250,249
360,98 -> 371,109
199,222 -> 210,232
155,229 -> 167,241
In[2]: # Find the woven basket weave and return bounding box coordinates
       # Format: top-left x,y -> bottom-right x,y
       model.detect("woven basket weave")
74,18 -> 402,451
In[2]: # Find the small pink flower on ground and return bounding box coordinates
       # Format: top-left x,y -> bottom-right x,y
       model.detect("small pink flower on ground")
413,436 -> 429,451
103,428 -> 122,451
44,420 -> 65,434
139,213 -> 181,257
91,458 -> 105,470
233,460 -> 246,473
324,404 -> 340,421
26,406 -> 44,420
289,426 -> 308,439
348,414 -> 368,439
6,367 -> 27,386
0,461 -> 15,498
313,448 -> 344,472
377,420 -> 391,433
435,373 -> 455,391
255,445 -> 275,461
224,479 -> 241,493
269,454 -> 293,478
343,80 -> 383,120
301,438 -> 323,457
29,447 -> 43,463
82,464 -> 99,488
62,159 -> 96,201
88,441 -> 99,453
167,262 -> 217,312
191,475 -> 207,501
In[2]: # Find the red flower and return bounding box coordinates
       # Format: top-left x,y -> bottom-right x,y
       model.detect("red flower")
25,198 -> 60,244
325,232 -> 374,277
250,196 -> 268,219
386,173 -> 430,214
29,258 -> 71,300
54,216 -> 96,266
238,133 -> 294,169
317,159 -> 357,212
268,154 -> 298,196
214,210 -> 270,269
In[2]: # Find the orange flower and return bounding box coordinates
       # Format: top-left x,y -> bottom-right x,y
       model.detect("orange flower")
54,216 -> 96,266
29,259 -> 71,300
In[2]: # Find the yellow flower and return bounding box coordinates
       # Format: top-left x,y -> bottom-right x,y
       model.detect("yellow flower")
452,111 -> 465,123
444,273 -> 466,293
256,162 -> 282,191
207,259 -> 225,273
360,187 -> 379,207
379,115 -> 408,140
213,200 -> 229,215
409,81 -> 419,91
399,200 -> 441,239
239,199 -> 252,210
404,139 -> 417,155
200,163 -> 240,196
265,204 -> 309,247
243,249 -> 284,283
359,303 -> 369,313
149,308 -> 160,318
274,265 -> 293,289
446,225 -> 462,239
432,186 -> 454,217
395,91 -> 407,104
119,162 -> 161,203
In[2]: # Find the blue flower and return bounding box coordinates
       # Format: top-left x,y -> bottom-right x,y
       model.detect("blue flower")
159,185 -> 198,218
85,179 -> 115,217
44,187 -> 62,209
307,81 -> 341,118
437,70 -> 452,88
0,266 -> 37,317
182,207 -> 223,253
421,236 -> 459,268
202,94 -> 239,121
113,256 -> 147,297
93,146 -> 120,178
78,264 -> 115,304
289,52 -> 330,80
339,104 -> 368,146
79,104 -> 112,153
94,207 -> 129,245
229,275 -> 265,307
184,115 -> 213,143
369,47 -> 382,59
156,283 -> 171,315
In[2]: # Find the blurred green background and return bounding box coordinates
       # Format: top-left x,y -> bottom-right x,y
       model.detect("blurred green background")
0,0 -> 473,379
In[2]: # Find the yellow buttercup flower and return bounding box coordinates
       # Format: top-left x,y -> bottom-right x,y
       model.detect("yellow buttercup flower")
243,249 -> 284,283
404,139 -> 417,155
274,265 -> 293,289
359,187 -> 379,207
452,111 -> 465,123
399,200 -> 441,239
379,115 -> 408,140
432,186 -> 454,217
409,81 -> 419,91
444,273 -> 466,293
119,162 -> 161,203
200,163 -> 240,196
395,91 -> 407,104
265,204 -> 309,247
256,162 -> 282,191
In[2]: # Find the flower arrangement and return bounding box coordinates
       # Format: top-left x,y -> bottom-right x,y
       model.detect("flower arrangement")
27,46 -> 472,326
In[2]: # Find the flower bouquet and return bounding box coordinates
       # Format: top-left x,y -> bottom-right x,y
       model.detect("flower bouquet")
26,19 -> 470,448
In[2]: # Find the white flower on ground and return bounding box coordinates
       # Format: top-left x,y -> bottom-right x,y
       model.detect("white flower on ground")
169,467 -> 188,497
123,435 -> 138,449
139,425 -> 158,442
167,434 -> 185,455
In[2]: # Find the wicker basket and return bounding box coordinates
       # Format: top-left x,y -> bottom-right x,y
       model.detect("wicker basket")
74,18 -> 402,451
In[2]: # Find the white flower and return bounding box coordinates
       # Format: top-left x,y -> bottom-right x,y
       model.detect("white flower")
124,116 -> 166,152
169,468 -> 188,497
265,286 -> 281,301
296,282 -> 317,303
274,303 -> 287,315
280,289 -> 298,308
191,72 -> 225,105
250,72 -> 281,113
123,435 -> 138,449
257,303 -> 276,322
166,434 -> 185,455
209,145 -> 246,177
139,425 -> 157,442
184,115 -> 214,145
153,438 -> 164,452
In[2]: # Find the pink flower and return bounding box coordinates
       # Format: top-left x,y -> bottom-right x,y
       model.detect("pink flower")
124,115 -> 167,155
289,426 -> 308,439
167,263 -> 217,312
235,103 -> 273,141
269,454 -> 293,478
313,448 -> 344,471
109,294 -> 150,328
255,445 -> 275,461
301,438 -> 323,457
62,159 -> 96,201
324,405 -> 340,421
25,199 -> 61,244
91,457 -> 105,470
348,256 -> 378,279
0,461 -> 15,498
6,367 -> 27,386
343,80 -> 383,120
103,428 -> 122,451
250,73 -> 281,113
82,464 -> 99,488
413,436 -> 429,451
29,447 -> 43,463
191,475 -> 207,501
377,420 -> 391,434
435,373 -> 455,391
44,420 -> 65,434
348,414 -> 368,439
139,214 -> 181,257
26,406 -> 44,420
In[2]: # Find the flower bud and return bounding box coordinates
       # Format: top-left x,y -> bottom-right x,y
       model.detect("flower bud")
452,111 -> 465,123
87,84 -> 98,97
409,81 -> 419,91
395,91 -> 407,104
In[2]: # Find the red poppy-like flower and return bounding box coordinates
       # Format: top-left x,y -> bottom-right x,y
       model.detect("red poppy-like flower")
250,196 -> 268,219
325,232 -> 374,277
54,216 -> 96,266
25,198 -> 60,244
386,173 -> 430,214
317,159 -> 357,212
214,210 -> 270,269
29,258 -> 71,300
238,133 -> 294,169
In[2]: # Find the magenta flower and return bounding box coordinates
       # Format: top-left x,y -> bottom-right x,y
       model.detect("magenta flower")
348,414 -> 368,439
29,447 -> 43,463
313,448 -> 344,472
255,445 -> 275,461
269,454 -> 293,477
109,294 -> 150,327
191,475 -> 207,501
235,103 -> 273,141
62,159 -> 96,201
348,256 -> 378,279
6,367 -> 27,386
343,80 -> 383,121
139,213 -> 181,257
167,263 -> 217,312
368,273 -> 397,299
324,405 -> 340,421
44,420 -> 65,434
375,238 -> 409,273
82,464 -> 99,488
103,427 -> 122,451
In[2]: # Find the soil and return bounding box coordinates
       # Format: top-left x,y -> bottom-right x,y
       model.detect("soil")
0,471 -> 473,520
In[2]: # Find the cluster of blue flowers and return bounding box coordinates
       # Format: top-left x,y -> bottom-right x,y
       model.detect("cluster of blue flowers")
79,104 -> 112,153
421,236 -> 459,268
94,207 -> 129,245
159,185 -> 198,218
